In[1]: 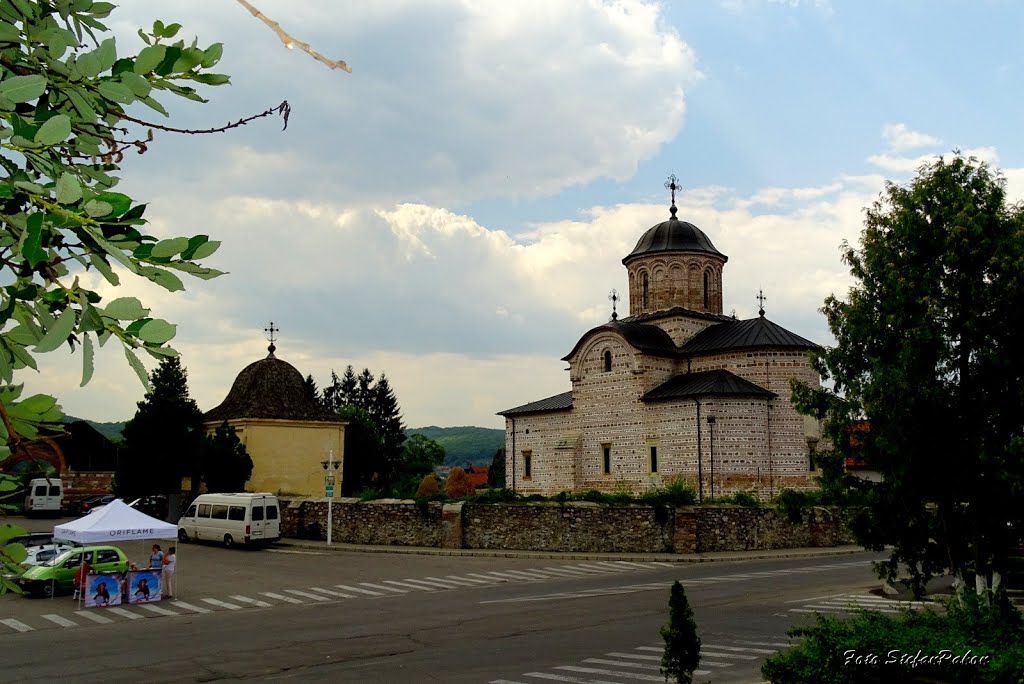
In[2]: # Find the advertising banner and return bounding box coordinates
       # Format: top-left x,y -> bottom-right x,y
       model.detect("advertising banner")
84,572 -> 124,608
126,569 -> 162,603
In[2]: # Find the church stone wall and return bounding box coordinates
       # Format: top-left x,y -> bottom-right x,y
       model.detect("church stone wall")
505,410 -> 577,495
627,254 -> 725,315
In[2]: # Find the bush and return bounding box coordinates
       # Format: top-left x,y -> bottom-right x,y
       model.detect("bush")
643,478 -> 698,507
473,488 -> 519,504
761,593 -> 1024,683
444,467 -> 476,498
774,488 -> 822,523
414,474 -> 441,498
355,487 -> 384,501
726,490 -> 760,507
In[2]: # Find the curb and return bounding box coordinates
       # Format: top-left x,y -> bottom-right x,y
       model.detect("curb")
274,540 -> 868,563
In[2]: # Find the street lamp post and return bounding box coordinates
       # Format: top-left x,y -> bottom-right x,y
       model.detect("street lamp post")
706,415 -> 716,500
321,450 -> 340,545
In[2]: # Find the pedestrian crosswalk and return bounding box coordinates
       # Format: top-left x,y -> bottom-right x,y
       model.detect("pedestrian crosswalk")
490,638 -> 790,683
787,592 -> 932,615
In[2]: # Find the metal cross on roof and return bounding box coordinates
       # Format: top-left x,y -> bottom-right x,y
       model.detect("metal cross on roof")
664,174 -> 679,218
264,321 -> 279,355
609,289 -> 619,321
756,289 -> 767,317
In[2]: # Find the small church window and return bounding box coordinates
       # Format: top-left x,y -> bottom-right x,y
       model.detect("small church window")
603,350 -> 612,372
523,450 -> 532,479
703,270 -> 711,309
649,445 -> 658,473
602,444 -> 611,474
642,273 -> 649,309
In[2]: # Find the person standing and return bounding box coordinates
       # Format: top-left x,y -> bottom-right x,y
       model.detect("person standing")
162,546 -> 176,599
149,544 -> 163,569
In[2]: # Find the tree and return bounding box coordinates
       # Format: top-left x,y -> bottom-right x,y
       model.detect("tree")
301,374 -> 319,404
201,420 -> 253,492
792,154 -> 1024,602
414,472 -> 440,497
444,466 -> 475,498
355,368 -> 375,409
371,373 -> 406,485
118,357 -> 203,498
336,404 -> 380,495
487,447 -> 506,488
660,580 -> 701,684
401,434 -> 445,476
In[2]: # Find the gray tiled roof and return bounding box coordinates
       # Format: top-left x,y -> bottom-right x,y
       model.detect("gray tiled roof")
498,391 -> 573,417
562,321 -> 682,361
641,369 -> 775,402
679,315 -> 819,355
620,306 -> 734,325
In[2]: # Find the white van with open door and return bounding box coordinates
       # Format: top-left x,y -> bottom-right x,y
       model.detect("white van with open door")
25,478 -> 63,516
177,493 -> 280,547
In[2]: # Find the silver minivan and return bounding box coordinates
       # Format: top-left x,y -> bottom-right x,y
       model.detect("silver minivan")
177,493 -> 281,547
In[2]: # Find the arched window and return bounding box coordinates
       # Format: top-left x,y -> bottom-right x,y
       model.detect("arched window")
603,350 -> 612,372
642,273 -> 649,309
703,270 -> 711,309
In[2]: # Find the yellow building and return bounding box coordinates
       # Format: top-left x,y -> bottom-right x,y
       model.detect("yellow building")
204,342 -> 345,497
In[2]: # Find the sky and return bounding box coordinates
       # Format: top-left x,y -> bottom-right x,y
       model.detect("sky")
21,0 -> 1024,430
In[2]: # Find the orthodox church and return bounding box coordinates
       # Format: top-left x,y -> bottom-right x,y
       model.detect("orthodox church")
498,179 -> 824,500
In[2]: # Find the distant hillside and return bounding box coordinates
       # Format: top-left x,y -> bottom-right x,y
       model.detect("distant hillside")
65,416 -> 126,443
407,426 -> 504,468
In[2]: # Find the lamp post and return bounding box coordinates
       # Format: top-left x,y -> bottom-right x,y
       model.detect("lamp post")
321,450 -> 340,545
706,415 -> 716,500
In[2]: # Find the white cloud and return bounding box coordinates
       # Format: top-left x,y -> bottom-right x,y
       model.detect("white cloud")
721,0 -> 834,15
881,123 -> 942,151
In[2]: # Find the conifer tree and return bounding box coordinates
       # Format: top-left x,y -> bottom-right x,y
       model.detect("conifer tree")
302,374 -> 319,404
321,369 -> 342,411
118,357 -> 204,499
487,448 -> 506,488
355,368 -> 375,409
660,581 -> 701,684
339,365 -> 358,406
202,421 -> 253,492
371,373 -> 406,485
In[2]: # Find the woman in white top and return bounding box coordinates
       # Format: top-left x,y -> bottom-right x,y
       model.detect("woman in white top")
161,546 -> 176,599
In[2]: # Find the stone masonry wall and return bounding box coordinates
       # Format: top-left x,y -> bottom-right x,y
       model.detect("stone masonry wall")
281,499 -> 854,553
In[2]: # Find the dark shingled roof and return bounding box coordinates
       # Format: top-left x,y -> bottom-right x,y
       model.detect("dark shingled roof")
641,369 -> 775,402
205,351 -> 343,423
561,321 -> 681,361
622,213 -> 727,264
679,315 -> 819,355
620,306 -> 734,325
498,391 -> 573,417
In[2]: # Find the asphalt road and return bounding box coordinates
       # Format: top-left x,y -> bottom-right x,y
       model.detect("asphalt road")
1,531 -> 898,684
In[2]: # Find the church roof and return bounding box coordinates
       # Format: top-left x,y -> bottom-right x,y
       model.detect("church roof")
678,315 -> 819,355
620,306 -> 733,325
561,321 -> 681,361
641,369 -> 776,402
622,206 -> 727,264
498,391 -> 573,417
204,349 -> 343,423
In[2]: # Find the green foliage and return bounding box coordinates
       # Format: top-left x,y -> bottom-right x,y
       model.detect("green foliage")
400,433 -> 445,477
1,2 -> 235,465
117,357 -> 202,498
201,421 -> 253,492
0,521 -> 28,594
487,447 -> 505,488
336,404 -> 380,496
791,154 -> 1024,599
407,425 -> 504,467
775,488 -> 822,523
660,580 -> 701,683
641,478 -> 698,507
414,473 -> 440,498
725,490 -> 759,507
444,466 -> 476,498
473,487 -> 518,504
761,593 -> 1024,683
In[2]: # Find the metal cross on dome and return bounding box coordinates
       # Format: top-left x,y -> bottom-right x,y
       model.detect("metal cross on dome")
264,321 -> 279,354
756,289 -> 767,317
664,174 -> 680,218
609,289 -> 619,321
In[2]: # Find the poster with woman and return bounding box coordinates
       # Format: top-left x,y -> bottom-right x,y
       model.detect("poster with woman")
126,569 -> 162,603
84,572 -> 123,608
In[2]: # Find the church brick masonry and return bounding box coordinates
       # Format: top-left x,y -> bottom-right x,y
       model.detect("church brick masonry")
499,180 -> 824,500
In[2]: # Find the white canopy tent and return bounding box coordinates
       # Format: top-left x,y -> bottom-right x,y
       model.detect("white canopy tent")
53,499 -> 180,604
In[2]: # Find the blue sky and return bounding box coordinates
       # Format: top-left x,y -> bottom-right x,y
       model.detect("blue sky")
24,0 -> 1024,429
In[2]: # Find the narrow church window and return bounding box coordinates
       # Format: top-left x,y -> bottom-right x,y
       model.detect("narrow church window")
649,445 -> 658,473
703,270 -> 711,309
523,450 -> 532,479
602,444 -> 611,474
642,273 -> 649,309
603,350 -> 612,372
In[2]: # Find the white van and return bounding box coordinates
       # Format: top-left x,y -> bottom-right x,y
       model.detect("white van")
25,478 -> 63,516
177,493 -> 280,547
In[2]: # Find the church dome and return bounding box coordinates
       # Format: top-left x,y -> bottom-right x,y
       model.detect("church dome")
623,206 -> 727,264
204,348 -> 342,423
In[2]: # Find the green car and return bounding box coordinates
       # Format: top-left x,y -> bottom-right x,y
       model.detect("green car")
19,545 -> 128,598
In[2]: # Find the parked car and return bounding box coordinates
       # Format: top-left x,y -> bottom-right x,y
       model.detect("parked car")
21,543 -> 75,568
18,545 -> 128,598
72,494 -> 115,516
178,493 -> 281,547
128,495 -> 168,520
24,478 -> 63,516
0,532 -> 53,549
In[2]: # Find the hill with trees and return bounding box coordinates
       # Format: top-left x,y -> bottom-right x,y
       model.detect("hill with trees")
407,426 -> 504,467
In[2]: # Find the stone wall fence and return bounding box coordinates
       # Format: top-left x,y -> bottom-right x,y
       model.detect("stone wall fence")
279,499 -> 856,554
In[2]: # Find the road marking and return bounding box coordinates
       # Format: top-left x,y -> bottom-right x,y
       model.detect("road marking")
538,567 -> 589,577
735,640 -> 789,648
423,576 -> 471,588
556,664 -> 689,680
605,653 -> 660,661
41,614 -> 77,628
285,589 -> 330,601
201,598 -> 243,610
1,618 -> 34,632
308,586 -> 356,598
467,572 -> 510,582
265,549 -> 326,555
496,570 -> 551,580
381,579 -> 435,591
106,607 -> 143,620
489,680 -> 530,684
260,591 -> 304,604
358,582 -> 408,594
444,575 -> 491,585
76,611 -> 114,624
399,578 -> 459,590
575,563 -> 629,573
583,658 -> 660,670
611,561 -> 652,569
137,604 -> 179,616
562,565 -> 608,574
229,595 -> 271,608
784,592 -> 849,603
702,644 -> 777,654
172,600 -> 213,613
589,562 -> 637,573
521,673 -> 593,682
334,584 -> 384,596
